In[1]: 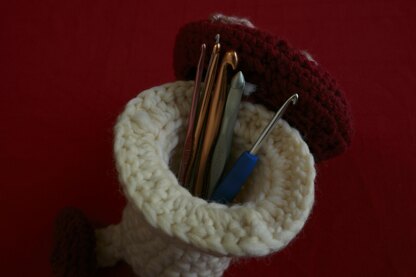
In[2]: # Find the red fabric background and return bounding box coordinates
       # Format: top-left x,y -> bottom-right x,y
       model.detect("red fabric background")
1,0 -> 415,276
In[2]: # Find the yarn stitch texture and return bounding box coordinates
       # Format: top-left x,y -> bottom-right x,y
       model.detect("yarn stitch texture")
173,19 -> 353,162
96,81 -> 316,277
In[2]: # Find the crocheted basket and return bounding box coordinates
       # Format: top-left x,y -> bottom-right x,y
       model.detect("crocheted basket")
95,81 -> 316,276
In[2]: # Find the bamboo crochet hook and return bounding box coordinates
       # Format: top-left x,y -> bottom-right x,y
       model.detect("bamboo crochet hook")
193,50 -> 238,198
184,35 -> 221,188
178,43 -> 206,188
210,94 -> 299,203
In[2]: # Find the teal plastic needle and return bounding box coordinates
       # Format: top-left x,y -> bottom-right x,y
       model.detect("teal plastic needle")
209,94 -> 299,204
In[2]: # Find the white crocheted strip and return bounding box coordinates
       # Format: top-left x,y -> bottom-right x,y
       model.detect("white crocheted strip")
114,80 -> 315,258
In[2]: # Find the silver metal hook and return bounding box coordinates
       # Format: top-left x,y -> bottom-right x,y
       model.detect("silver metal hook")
249,94 -> 299,155
215,34 -> 220,44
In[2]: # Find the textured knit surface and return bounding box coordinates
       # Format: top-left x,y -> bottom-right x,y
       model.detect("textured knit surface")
51,207 -> 96,277
95,81 -> 315,276
173,18 -> 353,162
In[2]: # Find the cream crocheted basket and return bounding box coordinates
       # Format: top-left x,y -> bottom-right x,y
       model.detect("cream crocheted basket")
95,81 -> 316,277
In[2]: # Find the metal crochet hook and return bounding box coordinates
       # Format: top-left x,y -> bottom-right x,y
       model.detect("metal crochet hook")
206,71 -> 245,198
184,35 -> 221,189
178,43 -> 206,188
193,50 -> 238,198
209,94 -> 299,203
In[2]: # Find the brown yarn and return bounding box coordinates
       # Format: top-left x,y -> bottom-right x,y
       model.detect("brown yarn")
51,207 -> 96,277
173,19 -> 353,162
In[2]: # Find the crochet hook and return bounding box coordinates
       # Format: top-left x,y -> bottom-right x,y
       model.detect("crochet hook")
193,50 -> 238,198
178,43 -> 206,188
209,94 -> 299,204
206,71 -> 245,198
184,35 -> 221,188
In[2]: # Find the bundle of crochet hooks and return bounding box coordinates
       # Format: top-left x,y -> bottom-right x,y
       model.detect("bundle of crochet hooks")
178,34 -> 244,199
177,34 -> 222,191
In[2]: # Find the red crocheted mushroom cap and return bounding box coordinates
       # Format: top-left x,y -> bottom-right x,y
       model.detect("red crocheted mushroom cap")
173,17 -> 353,162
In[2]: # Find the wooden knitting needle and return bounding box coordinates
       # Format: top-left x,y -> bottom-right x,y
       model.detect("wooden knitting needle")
193,50 -> 238,198
178,43 -> 206,188
184,35 -> 221,188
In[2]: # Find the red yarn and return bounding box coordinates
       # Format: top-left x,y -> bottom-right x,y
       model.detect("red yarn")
173,20 -> 353,162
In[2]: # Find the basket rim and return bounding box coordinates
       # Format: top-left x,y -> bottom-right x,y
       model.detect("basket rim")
113,80 -> 315,257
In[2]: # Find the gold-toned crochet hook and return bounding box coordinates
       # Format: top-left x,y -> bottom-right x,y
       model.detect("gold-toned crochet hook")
178,43 -> 206,187
193,50 -> 238,198
184,35 -> 221,188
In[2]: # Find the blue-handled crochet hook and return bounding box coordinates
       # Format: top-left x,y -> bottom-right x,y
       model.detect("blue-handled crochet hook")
209,94 -> 299,204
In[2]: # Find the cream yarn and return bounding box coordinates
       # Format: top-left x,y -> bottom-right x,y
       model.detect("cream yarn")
95,81 -> 316,276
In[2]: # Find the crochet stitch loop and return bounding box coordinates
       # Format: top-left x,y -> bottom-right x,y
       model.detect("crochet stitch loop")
96,81 -> 315,276
173,19 -> 353,162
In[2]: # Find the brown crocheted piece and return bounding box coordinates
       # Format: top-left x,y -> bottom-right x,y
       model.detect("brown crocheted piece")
51,207 -> 96,277
173,19 -> 353,162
